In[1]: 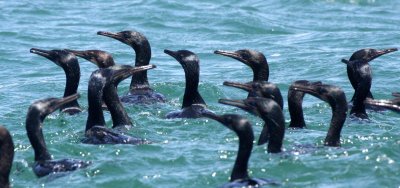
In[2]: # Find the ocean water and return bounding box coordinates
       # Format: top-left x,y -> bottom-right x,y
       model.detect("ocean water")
1,0 -> 399,187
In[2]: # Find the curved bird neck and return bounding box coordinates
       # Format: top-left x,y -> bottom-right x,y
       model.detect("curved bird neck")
130,42 -> 151,91
263,120 -> 284,153
0,130 -> 13,187
268,88 -> 284,110
347,62 -> 374,101
349,62 -> 371,118
86,77 -> 106,132
62,63 -> 81,110
103,83 -> 132,128
325,104 -> 347,146
230,130 -> 253,181
288,91 -> 306,128
346,64 -> 357,91
182,63 -> 205,108
25,114 -> 52,161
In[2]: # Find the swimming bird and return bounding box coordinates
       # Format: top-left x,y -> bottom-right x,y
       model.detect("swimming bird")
202,112 -> 278,187
83,65 -> 156,144
0,126 -> 14,188
30,48 -> 82,115
287,80 -> 321,128
343,48 -> 398,101
64,49 -> 131,87
220,80 -> 347,149
342,48 -> 397,118
290,81 -> 347,146
223,81 -> 283,109
214,49 -> 269,98
26,94 -> 90,177
219,97 -> 285,153
164,49 -> 214,119
97,30 -> 166,104
342,58 -> 371,119
64,49 -> 118,110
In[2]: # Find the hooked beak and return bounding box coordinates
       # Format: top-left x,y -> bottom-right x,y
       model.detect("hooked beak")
30,48 -> 52,59
223,81 -> 252,92
64,49 -> 86,58
214,50 -> 239,58
375,48 -> 398,57
214,50 -> 248,65
164,49 -> 186,66
201,110 -> 224,123
164,49 -> 178,59
131,64 -> 156,73
46,93 -> 80,115
290,80 -> 323,96
291,85 -> 319,96
369,48 -> 398,62
64,49 -> 99,66
219,98 -> 258,116
364,98 -> 400,112
113,64 -> 156,82
291,81 -> 324,98
214,50 -> 238,57
97,31 -> 123,41
290,80 -> 321,88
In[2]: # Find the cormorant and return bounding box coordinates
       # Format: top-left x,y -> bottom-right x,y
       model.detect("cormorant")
25,94 -> 90,177
83,65 -> 155,144
202,112 -> 278,187
164,49 -> 214,119
97,30 -> 166,104
30,48 -> 82,115
215,49 -> 269,98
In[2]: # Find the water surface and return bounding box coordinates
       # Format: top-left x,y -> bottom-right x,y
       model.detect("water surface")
0,0 -> 399,187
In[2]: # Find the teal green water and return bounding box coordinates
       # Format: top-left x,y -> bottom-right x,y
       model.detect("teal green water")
1,0 -> 399,187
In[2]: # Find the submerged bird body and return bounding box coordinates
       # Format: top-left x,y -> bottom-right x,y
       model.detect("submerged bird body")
345,48 -> 398,100
25,94 -> 90,177
342,48 -> 398,119
0,126 -> 14,188
30,48 -> 82,115
219,98 -> 285,153
223,81 -> 283,109
97,30 -> 166,104
291,81 -> 347,146
215,49 -> 269,98
164,49 -> 214,118
84,65 -> 155,144
202,112 -> 278,187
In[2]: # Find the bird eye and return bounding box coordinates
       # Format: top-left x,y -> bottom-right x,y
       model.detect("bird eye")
242,53 -> 250,59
